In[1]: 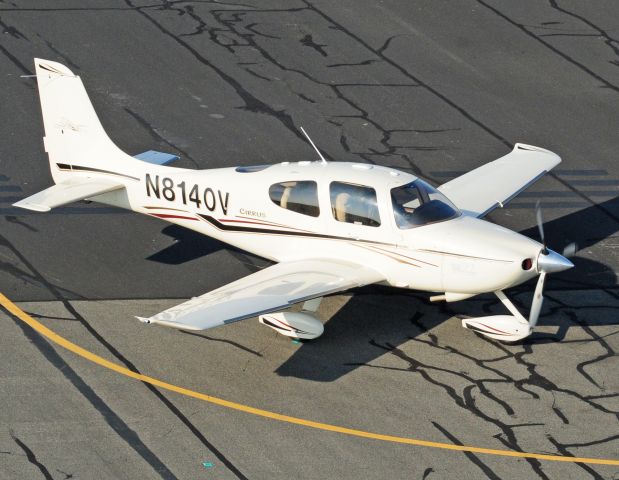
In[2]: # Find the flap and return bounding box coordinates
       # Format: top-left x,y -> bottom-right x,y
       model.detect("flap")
438,144 -> 561,218
138,259 -> 383,331
13,178 -> 125,212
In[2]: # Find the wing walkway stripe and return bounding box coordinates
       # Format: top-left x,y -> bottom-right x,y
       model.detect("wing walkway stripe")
1,292 -> 617,467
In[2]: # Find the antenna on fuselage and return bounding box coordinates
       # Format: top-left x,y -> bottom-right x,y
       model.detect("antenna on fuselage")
299,126 -> 327,164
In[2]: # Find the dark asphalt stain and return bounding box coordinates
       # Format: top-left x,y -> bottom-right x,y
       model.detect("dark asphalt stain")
421,466 -> 434,479
300,33 -> 328,57
182,330 -> 264,357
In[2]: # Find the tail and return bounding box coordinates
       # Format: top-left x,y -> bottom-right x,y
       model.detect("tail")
34,58 -> 135,182
14,59 -> 176,212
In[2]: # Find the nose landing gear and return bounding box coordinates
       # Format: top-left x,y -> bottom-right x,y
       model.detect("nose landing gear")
461,289 -> 535,342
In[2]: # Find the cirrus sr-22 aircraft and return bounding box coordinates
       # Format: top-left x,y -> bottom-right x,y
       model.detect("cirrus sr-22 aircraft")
15,59 -> 575,343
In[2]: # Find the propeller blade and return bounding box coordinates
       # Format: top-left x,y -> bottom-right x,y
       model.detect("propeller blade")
529,271 -> 547,328
535,201 -> 546,251
562,242 -> 578,258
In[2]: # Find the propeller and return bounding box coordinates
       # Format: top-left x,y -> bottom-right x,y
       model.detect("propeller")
529,203 -> 576,328
535,201 -> 547,254
562,241 -> 578,258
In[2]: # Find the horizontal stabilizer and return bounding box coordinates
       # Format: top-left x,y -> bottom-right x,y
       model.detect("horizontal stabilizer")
133,150 -> 179,166
13,178 -> 125,212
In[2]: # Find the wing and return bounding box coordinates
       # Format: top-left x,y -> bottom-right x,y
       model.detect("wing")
438,143 -> 561,218
137,259 -> 383,331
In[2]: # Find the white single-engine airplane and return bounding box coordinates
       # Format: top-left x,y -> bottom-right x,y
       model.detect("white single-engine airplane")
15,59 -> 575,342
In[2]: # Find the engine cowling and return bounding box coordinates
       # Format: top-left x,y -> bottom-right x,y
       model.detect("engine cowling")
259,311 -> 324,340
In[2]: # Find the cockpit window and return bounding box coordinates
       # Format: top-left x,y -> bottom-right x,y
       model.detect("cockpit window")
269,181 -> 319,217
391,179 -> 460,229
330,182 -> 381,227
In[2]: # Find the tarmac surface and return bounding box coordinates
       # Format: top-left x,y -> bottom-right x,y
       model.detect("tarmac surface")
1,1 -> 618,479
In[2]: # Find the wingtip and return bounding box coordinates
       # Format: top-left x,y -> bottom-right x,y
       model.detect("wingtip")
12,200 -> 51,212
136,316 -> 152,324
34,58 -> 76,77
513,143 -> 561,167
514,143 -> 556,156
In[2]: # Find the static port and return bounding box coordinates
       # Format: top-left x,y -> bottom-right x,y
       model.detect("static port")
521,258 -> 533,270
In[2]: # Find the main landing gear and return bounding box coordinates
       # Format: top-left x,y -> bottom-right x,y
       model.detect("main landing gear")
259,297 -> 324,340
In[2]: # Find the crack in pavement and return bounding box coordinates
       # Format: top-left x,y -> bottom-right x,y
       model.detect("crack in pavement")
0,231 -> 249,480
352,340 -> 551,478
546,0 -> 619,62
10,432 -> 53,480
124,107 -> 200,169
143,0 -> 619,222
343,291 -> 618,478
125,0 -> 308,148
432,422 -> 502,480
8,319 -> 177,479
1,2 -> 618,477
475,0 -> 619,93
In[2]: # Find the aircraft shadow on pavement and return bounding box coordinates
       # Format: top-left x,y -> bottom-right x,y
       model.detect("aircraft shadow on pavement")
147,197 -> 619,383
277,195 -> 619,382
275,277 -> 618,382
147,225 -> 268,272
147,225 -> 226,264
275,287 -> 445,383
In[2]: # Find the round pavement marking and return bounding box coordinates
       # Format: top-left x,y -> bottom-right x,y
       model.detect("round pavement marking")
2,292 -> 617,467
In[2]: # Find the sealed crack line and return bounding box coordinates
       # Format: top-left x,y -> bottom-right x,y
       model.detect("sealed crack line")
1,292 -> 618,467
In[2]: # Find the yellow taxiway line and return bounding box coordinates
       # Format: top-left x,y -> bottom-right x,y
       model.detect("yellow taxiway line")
2,292 -> 618,466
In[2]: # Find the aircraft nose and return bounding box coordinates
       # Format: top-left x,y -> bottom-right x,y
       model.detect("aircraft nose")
537,248 -> 574,274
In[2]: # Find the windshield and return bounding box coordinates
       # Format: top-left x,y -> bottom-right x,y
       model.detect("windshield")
391,179 -> 460,229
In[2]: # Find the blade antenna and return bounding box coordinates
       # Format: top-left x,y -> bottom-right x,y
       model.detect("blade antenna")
300,126 -> 327,164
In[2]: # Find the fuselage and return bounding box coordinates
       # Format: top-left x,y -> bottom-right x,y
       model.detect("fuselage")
91,159 -> 543,296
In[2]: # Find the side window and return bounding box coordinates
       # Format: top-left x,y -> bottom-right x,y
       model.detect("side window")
269,181 -> 320,217
330,182 -> 381,227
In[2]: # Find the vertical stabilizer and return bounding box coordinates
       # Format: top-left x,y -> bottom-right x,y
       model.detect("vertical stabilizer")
34,58 -> 133,183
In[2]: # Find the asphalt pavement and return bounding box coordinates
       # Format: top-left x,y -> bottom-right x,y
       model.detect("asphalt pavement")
1,1 -> 618,479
